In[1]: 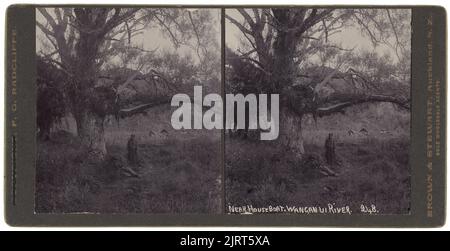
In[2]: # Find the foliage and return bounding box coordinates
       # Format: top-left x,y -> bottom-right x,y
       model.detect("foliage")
36,8 -> 220,154
37,56 -> 66,139
226,9 -> 411,116
37,7 -> 220,119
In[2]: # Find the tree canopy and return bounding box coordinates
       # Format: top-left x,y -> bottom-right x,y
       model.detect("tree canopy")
36,8 -> 220,118
225,9 -> 411,118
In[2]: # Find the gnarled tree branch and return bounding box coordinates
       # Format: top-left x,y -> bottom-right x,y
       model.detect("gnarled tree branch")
118,97 -> 171,118
315,94 -> 410,117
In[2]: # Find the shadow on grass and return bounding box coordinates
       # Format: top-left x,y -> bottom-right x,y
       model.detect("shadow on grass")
225,136 -> 410,215
36,131 -> 222,214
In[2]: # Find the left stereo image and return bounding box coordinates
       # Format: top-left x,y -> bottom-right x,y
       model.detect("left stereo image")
35,8 -> 223,214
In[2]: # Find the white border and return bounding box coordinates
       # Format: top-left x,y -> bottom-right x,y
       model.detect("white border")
0,0 -> 448,231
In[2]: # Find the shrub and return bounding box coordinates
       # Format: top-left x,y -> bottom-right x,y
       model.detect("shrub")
37,56 -> 66,140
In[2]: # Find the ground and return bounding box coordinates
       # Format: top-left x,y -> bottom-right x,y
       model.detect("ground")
36,104 -> 410,215
36,106 -> 222,214
225,110 -> 411,215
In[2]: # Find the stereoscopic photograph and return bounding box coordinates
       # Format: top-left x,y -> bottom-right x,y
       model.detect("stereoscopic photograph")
35,7 -> 222,213
34,7 -> 414,216
225,8 -> 411,214
4,2 -> 447,226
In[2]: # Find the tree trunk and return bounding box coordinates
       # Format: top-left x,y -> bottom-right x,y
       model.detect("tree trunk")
70,28 -> 107,158
271,10 -> 299,93
279,107 -> 305,158
271,13 -> 305,158
75,112 -> 107,158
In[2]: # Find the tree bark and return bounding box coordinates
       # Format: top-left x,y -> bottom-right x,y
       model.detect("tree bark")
272,29 -> 297,93
279,107 -> 305,158
271,11 -> 305,158
75,112 -> 107,158
70,16 -> 106,158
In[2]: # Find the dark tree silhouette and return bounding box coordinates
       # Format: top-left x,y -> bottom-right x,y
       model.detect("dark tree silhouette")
37,8 -> 217,157
226,8 -> 410,157
37,56 -> 66,140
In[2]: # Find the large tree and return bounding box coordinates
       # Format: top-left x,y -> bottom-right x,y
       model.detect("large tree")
37,8 -> 218,157
226,8 -> 410,157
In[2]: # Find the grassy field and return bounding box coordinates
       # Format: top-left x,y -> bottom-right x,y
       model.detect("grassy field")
225,136 -> 410,214
36,103 -> 410,215
36,105 -> 222,214
225,106 -> 411,215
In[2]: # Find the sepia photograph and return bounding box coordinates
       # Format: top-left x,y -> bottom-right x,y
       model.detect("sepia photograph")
35,7 -> 222,213
2,0 -> 448,229
225,8 -> 411,214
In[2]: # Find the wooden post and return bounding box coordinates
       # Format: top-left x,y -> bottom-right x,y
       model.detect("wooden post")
127,134 -> 138,166
324,133 -> 336,166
